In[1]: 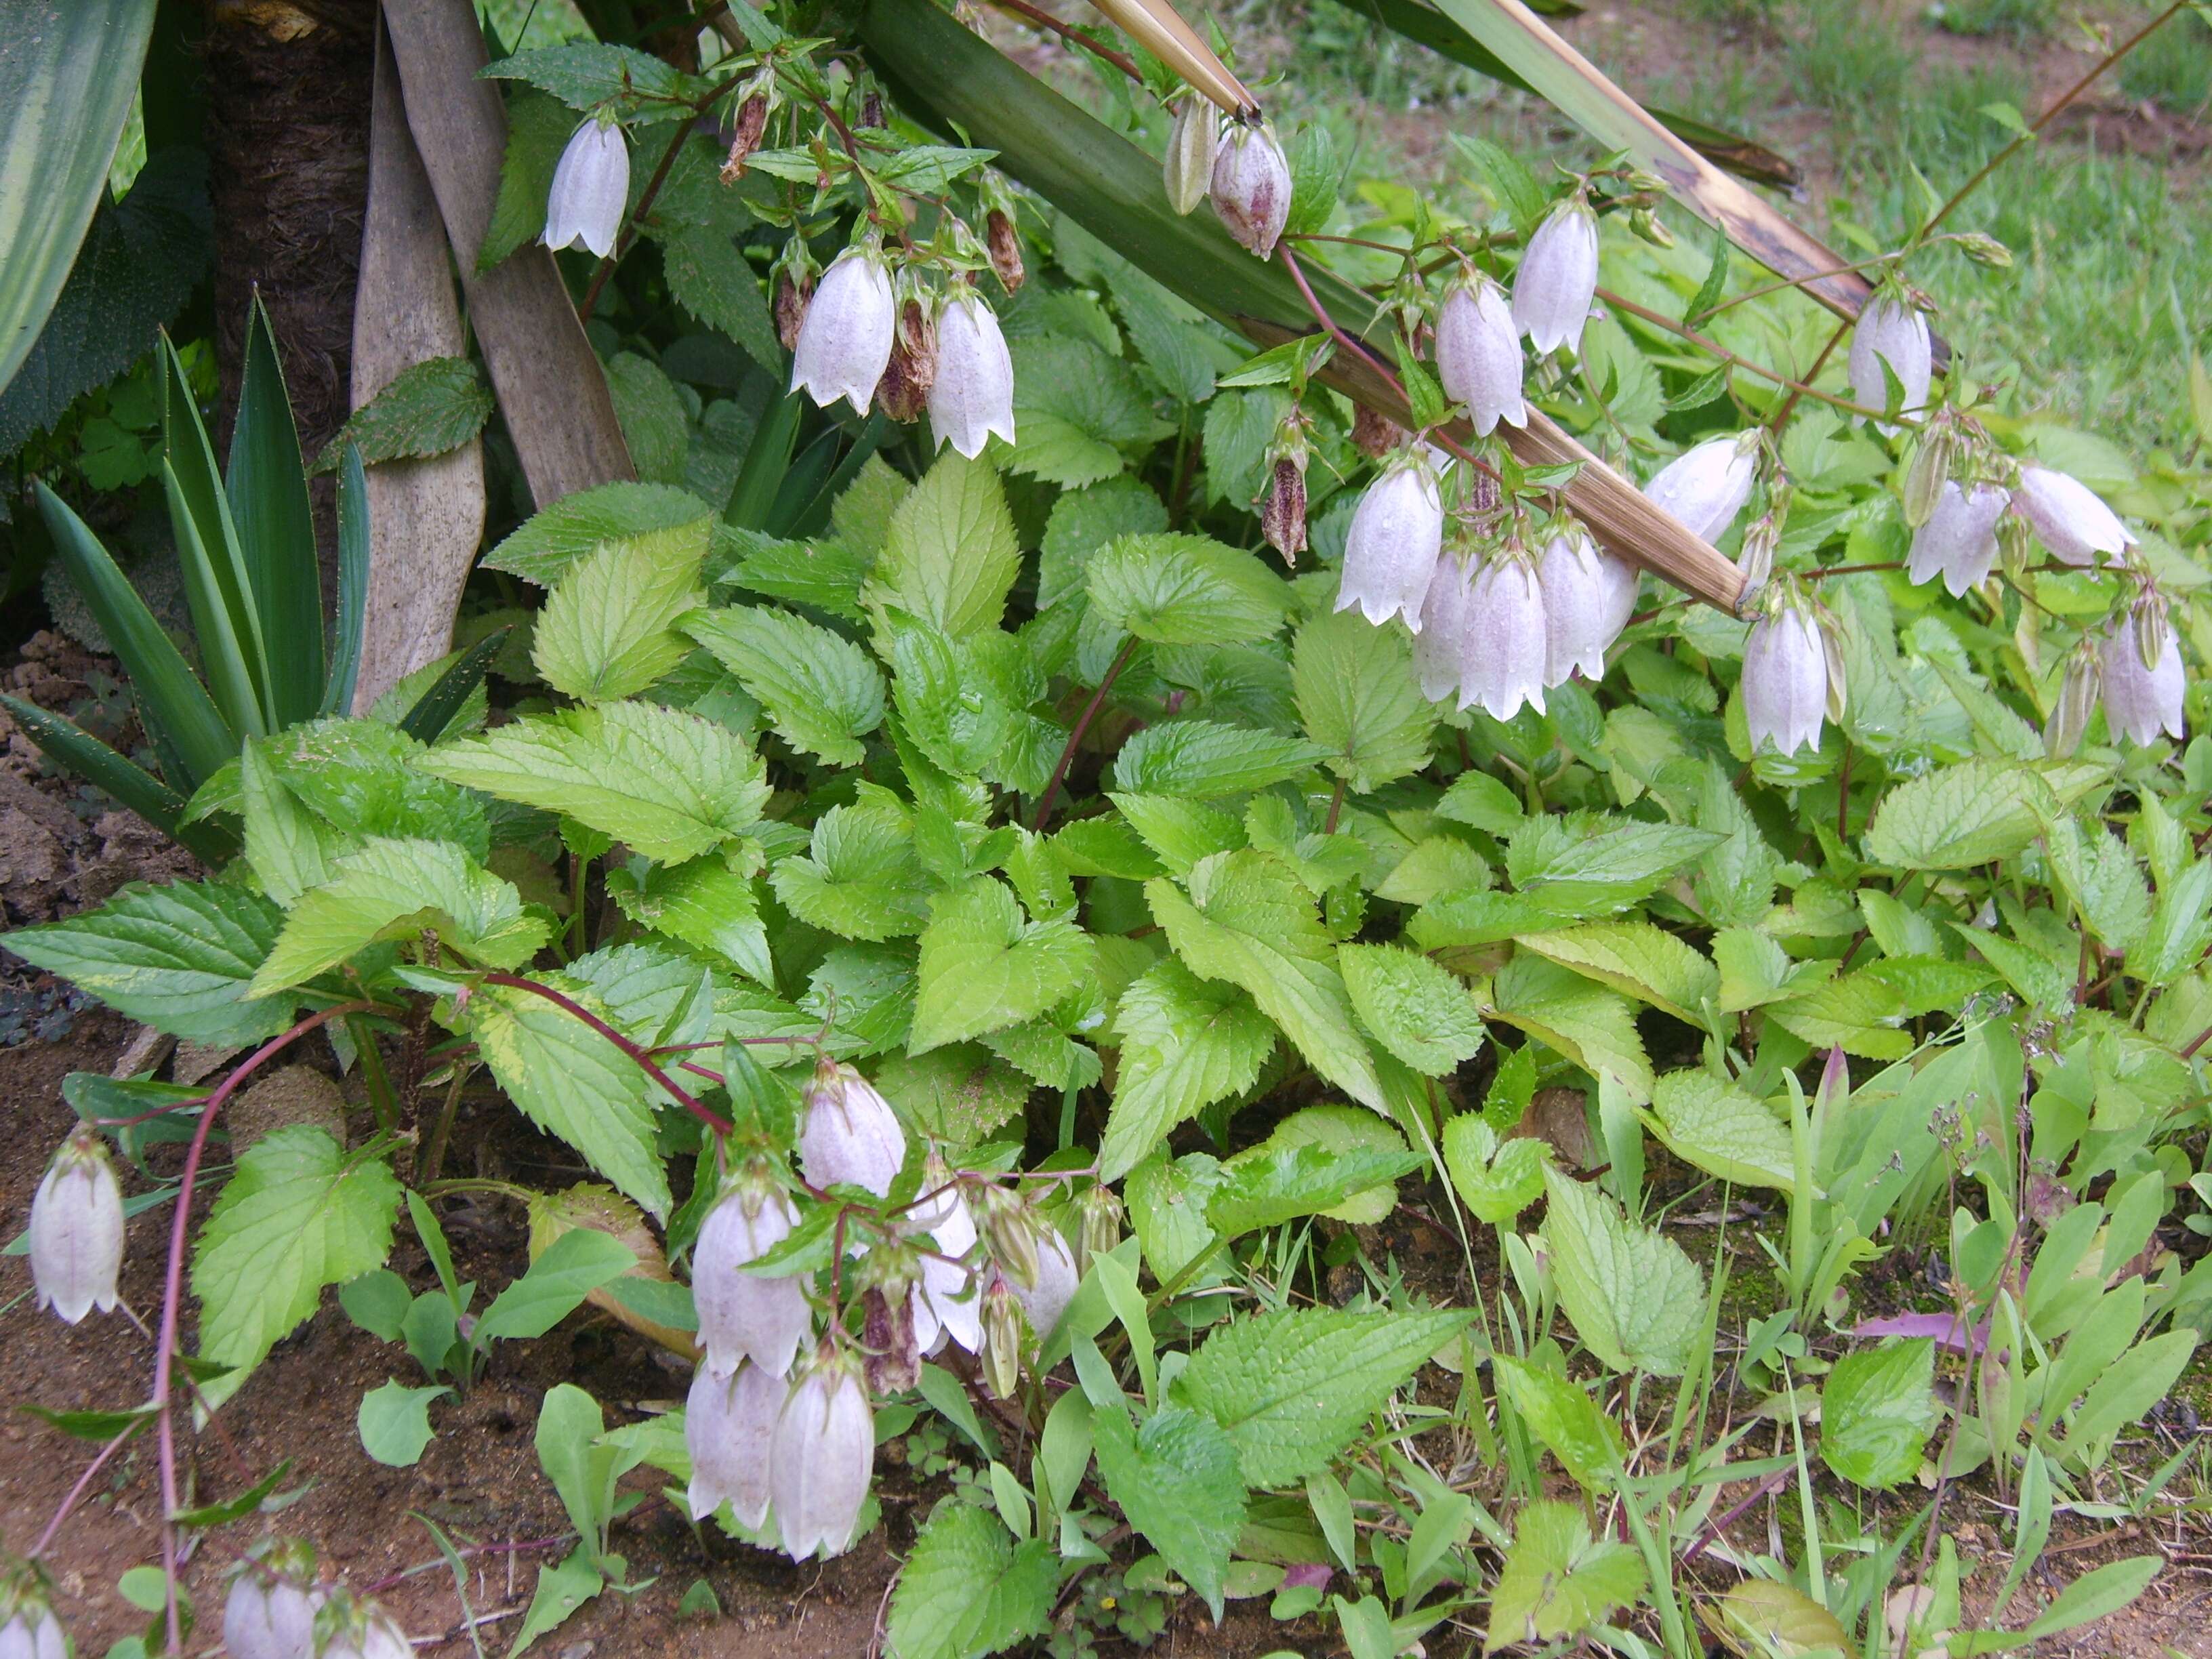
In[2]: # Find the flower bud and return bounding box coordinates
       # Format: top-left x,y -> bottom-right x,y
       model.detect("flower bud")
1077,1185 -> 1123,1273
1902,424 -> 1955,529
1210,119 -> 1292,260
1954,231 -> 2011,268
1414,549 -> 1477,703
1350,402 -> 1406,459
860,1280 -> 922,1395
1164,98 -> 1218,216
791,245 -> 897,415
1334,451 -> 1445,631
1736,510 -> 1781,598
2100,605 -> 2184,746
1009,1218 -> 1079,1342
2012,465 -> 2134,567
693,1170 -> 811,1379
1434,272 -> 1526,437
30,1129 -> 123,1325
981,1274 -> 1025,1399
1629,206 -> 1673,249
1847,293 -> 1933,426
1907,481 -> 2008,596
1741,598 -> 1830,756
542,119 -> 628,260
721,68 -> 777,182
1643,433 -> 1758,543
1460,548 -> 1550,720
801,1060 -> 908,1195
686,1359 -> 785,1531
1537,529 -> 1610,687
876,293 -> 939,425
770,1347 -> 874,1559
314,1591 -> 411,1659
224,1545 -> 323,1659
1511,197 -> 1599,356
2045,642 -> 2100,758
928,288 -> 1017,459
773,241 -> 818,354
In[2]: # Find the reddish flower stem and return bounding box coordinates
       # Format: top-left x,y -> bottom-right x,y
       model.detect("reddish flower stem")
479,972 -> 735,1134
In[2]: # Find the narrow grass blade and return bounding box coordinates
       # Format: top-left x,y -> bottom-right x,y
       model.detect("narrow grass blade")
0,695 -> 232,863
228,294 -> 324,722
861,0 -> 1746,612
323,443 -> 370,718
0,0 -> 156,392
33,481 -> 238,788
398,626 -> 510,745
1332,0 -> 1798,188
724,388 -> 804,532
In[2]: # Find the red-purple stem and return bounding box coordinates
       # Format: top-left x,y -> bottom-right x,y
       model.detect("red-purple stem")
1034,636 -> 1139,832
480,973 -> 734,1134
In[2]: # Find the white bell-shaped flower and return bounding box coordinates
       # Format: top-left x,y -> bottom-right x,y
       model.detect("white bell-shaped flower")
1164,98 -> 1218,216
770,1350 -> 875,1560
317,1596 -> 411,1659
1847,294 -> 1933,425
2100,613 -> 2185,746
927,289 -> 1016,459
0,1606 -> 64,1659
1593,548 -> 1641,653
222,1564 -> 321,1659
1007,1221 -> 1079,1341
1209,119 -> 1291,259
542,120 -> 628,259
909,1160 -> 982,1355
30,1130 -> 123,1325
1537,530 -> 1610,686
1434,274 -> 1525,436
1741,605 -> 1830,756
1334,452 -> 1444,631
687,1359 -> 786,1531
2013,465 -> 2133,567
800,1060 -> 909,1196
1907,481 -> 2008,596
1413,551 -> 1477,703
791,247 -> 897,416
1643,434 -> 1758,543
693,1175 -> 811,1380
1511,199 -> 1599,356
1459,553 -> 1549,720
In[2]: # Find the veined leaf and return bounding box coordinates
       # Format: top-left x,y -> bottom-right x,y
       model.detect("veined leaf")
909,877 -> 1094,1052
1101,959 -> 1277,1182
1485,1500 -> 1645,1655
886,1502 -> 1057,1659
1092,1406 -> 1246,1622
533,531 -> 706,703
684,604 -> 886,765
1540,1166 -> 1704,1376
1292,609 -> 1435,794
1084,531 -> 1292,646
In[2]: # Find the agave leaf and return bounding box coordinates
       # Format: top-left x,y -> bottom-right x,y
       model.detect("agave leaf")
0,694 -> 232,862
323,443 -> 370,718
861,0 -> 1745,613
228,295 -> 325,724
1332,0 -> 1796,189
33,482 -> 239,790
1090,0 -> 1257,115
0,0 -> 157,393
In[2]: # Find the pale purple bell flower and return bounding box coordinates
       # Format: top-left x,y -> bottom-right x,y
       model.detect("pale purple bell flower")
770,1350 -> 875,1560
791,247 -> 897,416
1209,119 -> 1291,259
1907,481 -> 2008,596
1334,452 -> 1445,631
1847,294 -> 1933,425
2013,465 -> 2133,567
1008,1221 -> 1079,1341
693,1175 -> 811,1380
222,1553 -> 322,1659
687,1359 -> 786,1531
542,119 -> 628,259
928,289 -> 1016,459
1643,434 -> 1758,543
1413,551 -> 1477,703
1434,273 -> 1526,436
1593,548 -> 1641,649
30,1130 -> 123,1325
800,1060 -> 909,1197
1741,605 -> 1830,756
909,1158 -> 981,1355
1459,554 -> 1549,720
1511,198 -> 1600,356
1537,530 -> 1611,685
2100,613 -> 2185,745
0,1606 -> 63,1659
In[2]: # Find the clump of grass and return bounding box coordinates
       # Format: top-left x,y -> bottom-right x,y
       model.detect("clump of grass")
2120,7 -> 2212,119
1925,0 -> 2049,43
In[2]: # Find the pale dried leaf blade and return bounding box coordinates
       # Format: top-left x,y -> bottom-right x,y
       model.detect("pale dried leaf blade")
1090,0 -> 1258,115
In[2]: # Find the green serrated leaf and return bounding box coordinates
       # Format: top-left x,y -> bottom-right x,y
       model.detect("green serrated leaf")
1641,1069 -> 1795,1191
1092,1405 -> 1246,1620
1820,1338 -> 1936,1490
1084,531 -> 1291,646
1109,720 -> 1328,798
863,450 -> 1023,639
886,1502 -> 1057,1659
1485,1500 -> 1645,1654
532,530 -> 705,703
909,877 -> 1095,1052
1100,959 -> 1276,1182
1292,609 -> 1435,793
683,604 -> 885,764
1540,1166 -> 1703,1376
311,357 -> 491,474
483,483 -> 714,588
1339,943 -> 1486,1076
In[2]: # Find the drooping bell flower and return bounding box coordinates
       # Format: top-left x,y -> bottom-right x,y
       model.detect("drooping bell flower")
1511,196 -> 1599,356
1907,481 -> 2008,596
2013,465 -> 2133,567
928,285 -> 1017,459
1643,433 -> 1759,543
1536,529 -> 1610,686
1210,119 -> 1291,259
1593,548 -> 1640,648
542,119 -> 628,260
1413,550 -> 1477,703
1741,592 -> 1833,756
0,1565 -> 64,1659
1164,98 -> 1218,216
909,1155 -> 981,1356
2100,601 -> 2185,746
686,1359 -> 785,1532
791,245 -> 897,415
1434,270 -> 1525,436
800,1060 -> 908,1196
769,1347 -> 875,1561
312,1591 -> 411,1659
30,1129 -> 123,1325
1847,291 -> 1933,426
1460,548 -> 1550,721
1334,450 -> 1444,630
693,1168 -> 811,1380
222,1542 -> 321,1659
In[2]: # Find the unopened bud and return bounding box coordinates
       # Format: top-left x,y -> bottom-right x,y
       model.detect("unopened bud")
2046,642 -> 2100,758
1736,511 -> 1780,596
1210,118 -> 1292,260
1629,206 -> 1673,249
973,1184 -> 1038,1289
876,293 -> 939,424
1163,97 -> 1218,216
981,1275 -> 1025,1398
1077,1186 -> 1123,1273
1953,231 -> 2011,268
